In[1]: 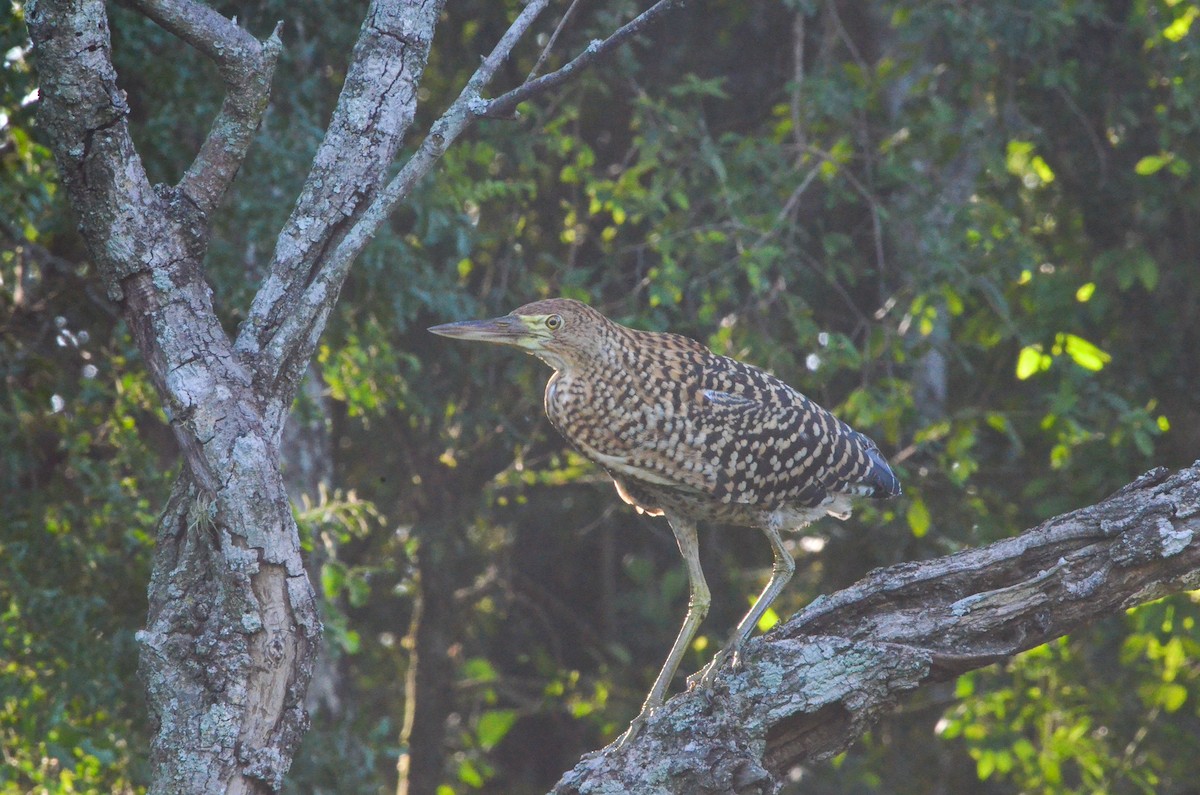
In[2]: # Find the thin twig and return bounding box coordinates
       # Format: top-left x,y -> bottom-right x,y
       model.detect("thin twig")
484,0 -> 684,119
529,0 -> 588,80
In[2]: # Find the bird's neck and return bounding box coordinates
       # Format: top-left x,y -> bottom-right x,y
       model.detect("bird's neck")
532,348 -> 571,372
537,323 -> 632,376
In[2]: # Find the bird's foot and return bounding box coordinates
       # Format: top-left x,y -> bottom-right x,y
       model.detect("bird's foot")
687,646 -> 736,694
612,708 -> 653,751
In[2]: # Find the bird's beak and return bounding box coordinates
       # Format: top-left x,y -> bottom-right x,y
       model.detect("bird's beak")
428,314 -> 535,347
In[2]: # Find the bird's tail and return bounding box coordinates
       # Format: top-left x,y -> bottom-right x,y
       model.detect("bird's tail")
863,444 -> 901,498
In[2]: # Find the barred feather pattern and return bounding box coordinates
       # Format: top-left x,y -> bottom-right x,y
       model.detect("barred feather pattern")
523,299 -> 900,528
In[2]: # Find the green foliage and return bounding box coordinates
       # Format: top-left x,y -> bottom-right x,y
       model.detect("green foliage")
6,0 -> 1200,792
941,597 -> 1200,794
0,306 -> 168,792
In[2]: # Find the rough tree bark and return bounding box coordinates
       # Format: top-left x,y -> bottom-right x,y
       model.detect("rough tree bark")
553,462 -> 1200,794
26,0 -> 682,791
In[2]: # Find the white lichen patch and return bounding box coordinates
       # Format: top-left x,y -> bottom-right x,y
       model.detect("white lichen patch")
1157,516 -> 1192,557
241,611 -> 264,633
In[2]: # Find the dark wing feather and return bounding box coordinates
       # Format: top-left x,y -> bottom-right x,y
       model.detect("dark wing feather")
554,342 -> 898,510
694,355 -> 900,507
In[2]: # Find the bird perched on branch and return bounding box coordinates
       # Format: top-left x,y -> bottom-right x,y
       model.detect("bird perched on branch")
430,298 -> 900,746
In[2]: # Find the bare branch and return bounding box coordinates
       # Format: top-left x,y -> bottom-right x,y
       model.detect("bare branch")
124,0 -> 283,216
234,0 -> 448,407
528,0 -> 588,80
485,0 -> 684,120
257,0 -> 688,393
553,463 -> 1200,792
255,0 -> 554,387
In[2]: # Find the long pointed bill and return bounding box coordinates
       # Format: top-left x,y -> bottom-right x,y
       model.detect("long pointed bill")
428,315 -> 532,346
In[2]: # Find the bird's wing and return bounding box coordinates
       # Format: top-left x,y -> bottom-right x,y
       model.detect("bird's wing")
571,400 -> 716,496
690,359 -> 900,506
565,352 -> 897,508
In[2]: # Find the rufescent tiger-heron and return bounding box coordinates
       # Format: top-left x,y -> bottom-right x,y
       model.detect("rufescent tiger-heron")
429,298 -> 900,747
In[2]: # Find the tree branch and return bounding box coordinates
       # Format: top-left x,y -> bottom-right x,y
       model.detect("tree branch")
527,0 -> 587,80
485,0 -> 684,120
553,463 -> 1200,793
255,0 -> 687,396
252,0 -> 554,390
234,0 -> 448,407
29,3 -> 319,789
123,0 -> 282,217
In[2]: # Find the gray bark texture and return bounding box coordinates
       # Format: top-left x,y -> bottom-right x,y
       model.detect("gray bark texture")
26,0 -> 683,790
25,0 -> 446,789
552,462 -> 1200,794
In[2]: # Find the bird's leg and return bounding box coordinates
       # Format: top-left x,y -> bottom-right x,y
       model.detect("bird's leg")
613,516 -> 709,750
691,518 -> 794,690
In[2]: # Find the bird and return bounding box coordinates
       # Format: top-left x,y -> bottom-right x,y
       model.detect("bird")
429,297 -> 900,747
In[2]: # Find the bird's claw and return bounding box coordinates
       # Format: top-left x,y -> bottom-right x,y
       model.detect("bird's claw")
612,710 -> 651,751
688,643 -> 743,696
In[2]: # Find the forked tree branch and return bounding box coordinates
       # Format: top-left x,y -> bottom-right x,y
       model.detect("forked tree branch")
235,0 -> 449,418
553,462 -> 1200,793
254,0 -> 687,402
487,0 -> 683,119
29,2 -> 320,789
123,0 -> 282,217
255,0 -> 552,387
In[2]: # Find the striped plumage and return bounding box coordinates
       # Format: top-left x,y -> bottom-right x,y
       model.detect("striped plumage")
533,300 -> 899,524
430,297 -> 900,747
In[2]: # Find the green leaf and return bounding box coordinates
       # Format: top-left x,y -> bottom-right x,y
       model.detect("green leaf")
1135,154 -> 1169,175
458,758 -> 484,787
1075,282 -> 1096,302
907,498 -> 931,538
320,561 -> 345,600
1158,683 -> 1188,712
977,751 -> 996,780
1030,155 -> 1055,183
462,657 -> 498,683
347,575 -> 370,608
1163,5 -> 1198,41
1016,345 -> 1045,380
1059,333 -> 1111,371
476,709 -> 517,750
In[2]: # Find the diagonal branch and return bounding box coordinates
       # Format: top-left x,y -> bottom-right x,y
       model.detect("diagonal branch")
485,0 -> 683,119
124,0 -> 282,217
553,462 -> 1200,793
234,0 -> 449,411
257,0 -> 686,395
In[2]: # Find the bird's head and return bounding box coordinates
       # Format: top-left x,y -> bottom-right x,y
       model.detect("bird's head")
428,298 -> 609,371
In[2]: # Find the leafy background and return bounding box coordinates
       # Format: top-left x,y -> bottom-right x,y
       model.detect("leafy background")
3,0 -> 1199,792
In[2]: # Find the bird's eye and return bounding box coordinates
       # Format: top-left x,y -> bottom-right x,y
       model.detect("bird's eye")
546,314 -> 563,330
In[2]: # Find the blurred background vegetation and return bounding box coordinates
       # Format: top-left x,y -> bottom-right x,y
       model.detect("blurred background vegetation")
3,0 -> 1200,792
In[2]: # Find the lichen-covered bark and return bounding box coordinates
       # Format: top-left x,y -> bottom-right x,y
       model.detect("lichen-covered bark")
27,1 -> 321,789
553,463 -> 1200,794
27,0 -> 688,789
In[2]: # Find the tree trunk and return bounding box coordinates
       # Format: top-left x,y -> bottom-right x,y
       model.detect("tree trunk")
26,0 -> 686,789
397,524 -> 460,795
